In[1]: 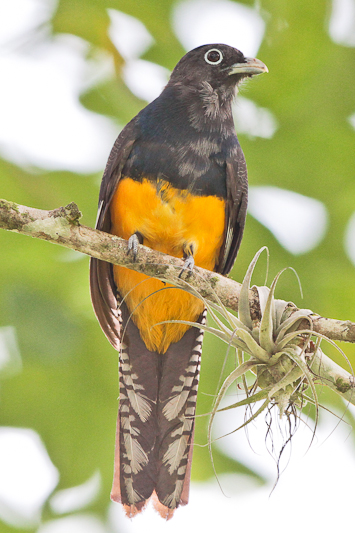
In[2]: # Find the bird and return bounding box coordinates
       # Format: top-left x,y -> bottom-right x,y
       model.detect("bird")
90,43 -> 267,519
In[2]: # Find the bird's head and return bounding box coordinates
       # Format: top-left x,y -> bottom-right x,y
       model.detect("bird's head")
168,43 -> 268,94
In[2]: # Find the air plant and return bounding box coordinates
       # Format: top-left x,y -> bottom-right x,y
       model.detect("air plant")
190,248 -> 353,464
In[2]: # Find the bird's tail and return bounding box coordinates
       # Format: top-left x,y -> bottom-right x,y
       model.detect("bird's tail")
111,303 -> 206,518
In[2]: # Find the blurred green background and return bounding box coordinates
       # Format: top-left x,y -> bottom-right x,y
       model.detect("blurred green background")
0,0 -> 355,531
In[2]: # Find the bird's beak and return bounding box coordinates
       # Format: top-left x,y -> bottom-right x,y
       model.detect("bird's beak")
229,57 -> 268,76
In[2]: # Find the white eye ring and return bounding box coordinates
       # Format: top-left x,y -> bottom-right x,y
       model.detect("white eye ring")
204,48 -> 223,65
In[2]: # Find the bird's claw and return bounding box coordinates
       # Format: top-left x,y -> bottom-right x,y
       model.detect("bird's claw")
127,233 -> 142,260
179,255 -> 194,278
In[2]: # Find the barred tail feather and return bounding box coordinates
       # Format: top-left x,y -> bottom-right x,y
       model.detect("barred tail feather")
111,301 -> 159,514
111,299 -> 206,517
155,309 -> 206,512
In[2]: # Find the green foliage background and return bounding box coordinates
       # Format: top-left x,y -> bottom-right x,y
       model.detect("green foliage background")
0,0 -> 355,530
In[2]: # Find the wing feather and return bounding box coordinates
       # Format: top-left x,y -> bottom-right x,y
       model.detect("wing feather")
90,117 -> 140,348
218,145 -> 248,275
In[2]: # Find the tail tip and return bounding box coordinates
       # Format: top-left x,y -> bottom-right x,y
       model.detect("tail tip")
111,489 -> 147,519
123,503 -> 146,519
152,491 -> 175,520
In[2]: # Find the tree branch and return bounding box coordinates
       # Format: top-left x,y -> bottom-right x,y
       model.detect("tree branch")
1,198 -> 355,347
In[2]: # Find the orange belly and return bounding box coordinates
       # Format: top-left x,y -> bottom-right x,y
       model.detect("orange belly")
110,177 -> 225,353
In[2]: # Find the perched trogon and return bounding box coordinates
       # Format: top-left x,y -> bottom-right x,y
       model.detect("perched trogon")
90,43 -> 267,519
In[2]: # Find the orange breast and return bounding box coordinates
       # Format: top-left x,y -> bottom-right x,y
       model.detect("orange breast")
110,177 -> 225,353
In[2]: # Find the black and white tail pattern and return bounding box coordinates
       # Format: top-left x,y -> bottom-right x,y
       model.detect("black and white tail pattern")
111,298 -> 159,516
111,302 -> 207,519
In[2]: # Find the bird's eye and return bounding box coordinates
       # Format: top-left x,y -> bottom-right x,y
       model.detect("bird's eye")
204,48 -> 223,65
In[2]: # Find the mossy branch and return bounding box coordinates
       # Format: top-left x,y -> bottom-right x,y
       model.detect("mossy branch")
1,198 -> 355,352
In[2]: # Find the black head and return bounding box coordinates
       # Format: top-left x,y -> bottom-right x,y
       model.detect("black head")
168,43 -> 267,91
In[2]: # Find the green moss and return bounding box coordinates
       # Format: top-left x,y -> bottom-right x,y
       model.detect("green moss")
210,276 -> 219,289
0,199 -> 20,213
335,377 -> 352,394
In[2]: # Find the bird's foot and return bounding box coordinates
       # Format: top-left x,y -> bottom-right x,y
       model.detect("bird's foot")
179,255 -> 194,278
127,232 -> 143,261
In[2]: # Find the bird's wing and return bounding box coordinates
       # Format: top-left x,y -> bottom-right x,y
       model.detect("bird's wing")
90,118 -> 140,349
218,144 -> 248,275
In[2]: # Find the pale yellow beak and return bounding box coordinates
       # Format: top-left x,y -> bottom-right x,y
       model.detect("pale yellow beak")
229,57 -> 268,76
